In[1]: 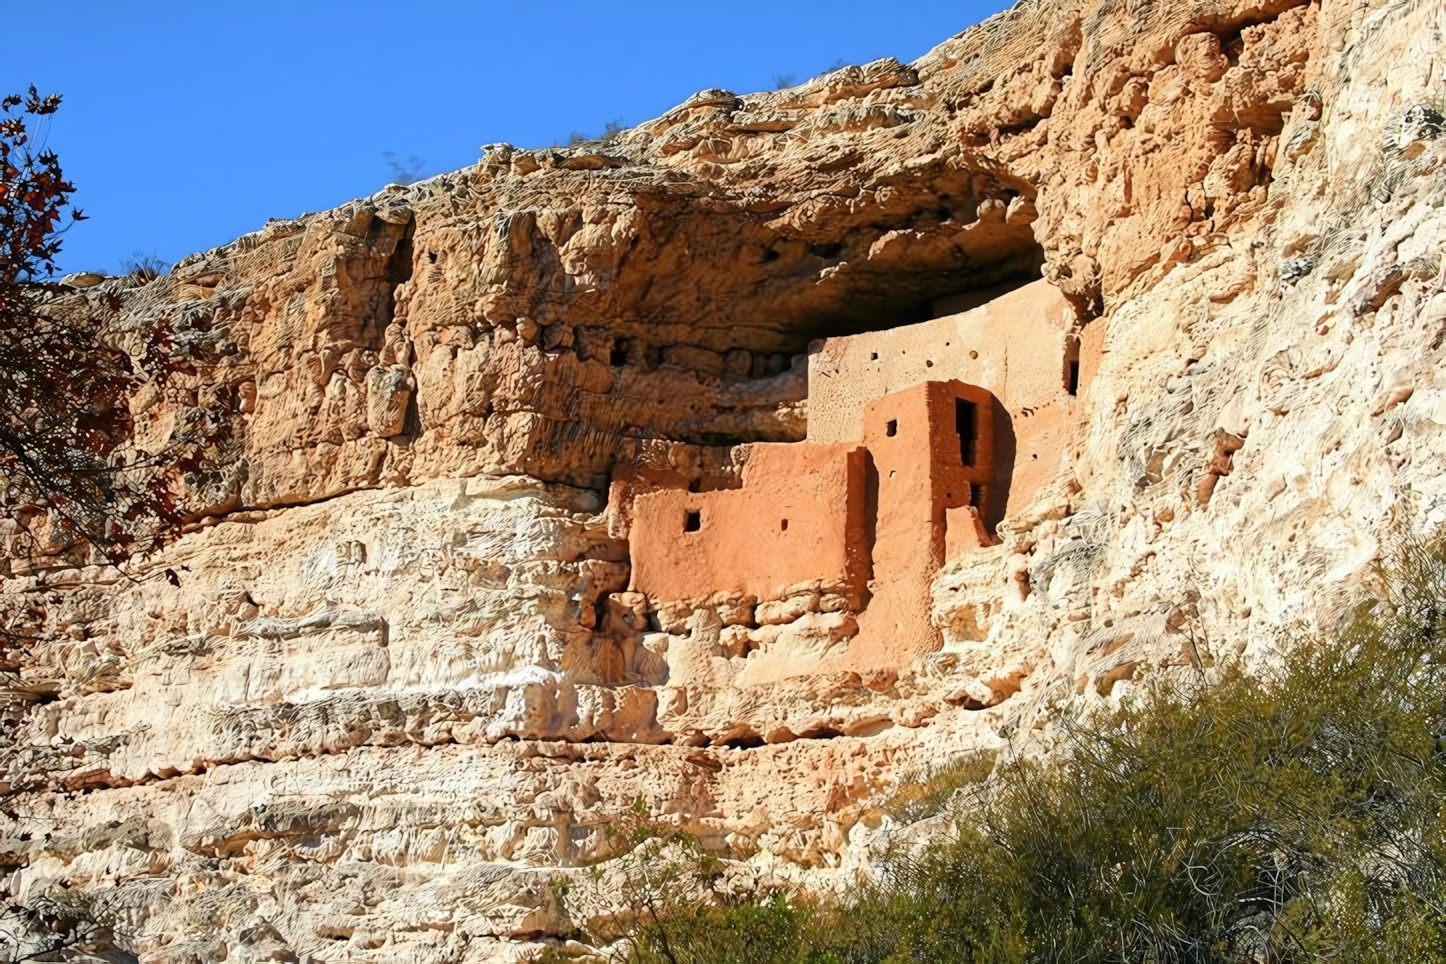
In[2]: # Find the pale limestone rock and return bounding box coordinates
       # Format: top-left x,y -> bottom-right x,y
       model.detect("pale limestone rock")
365,363 -> 413,437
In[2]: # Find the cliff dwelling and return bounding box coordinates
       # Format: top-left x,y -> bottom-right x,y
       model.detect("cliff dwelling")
612,278 -> 1100,676
17,0 -> 1441,950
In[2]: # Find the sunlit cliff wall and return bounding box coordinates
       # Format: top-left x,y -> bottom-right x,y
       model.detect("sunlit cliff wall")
4,0 -> 1446,958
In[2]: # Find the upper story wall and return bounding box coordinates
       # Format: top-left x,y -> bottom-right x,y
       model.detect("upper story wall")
807,279 -> 1077,443
808,278 -> 1089,524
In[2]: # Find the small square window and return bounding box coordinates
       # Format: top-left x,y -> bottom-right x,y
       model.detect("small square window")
886,419 -> 898,437
684,510 -> 701,532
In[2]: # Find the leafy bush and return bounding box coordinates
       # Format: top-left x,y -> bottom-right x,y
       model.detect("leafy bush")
567,120 -> 624,149
0,87 -> 227,575
569,538 -> 1446,963
119,249 -> 169,283
880,750 -> 996,826
531,800 -> 813,964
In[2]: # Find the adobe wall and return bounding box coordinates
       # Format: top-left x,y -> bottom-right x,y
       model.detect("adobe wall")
604,438 -> 750,541
808,278 -> 1083,523
628,442 -> 868,607
844,381 -> 998,668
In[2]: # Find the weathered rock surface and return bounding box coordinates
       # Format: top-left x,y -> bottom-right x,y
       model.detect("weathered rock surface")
6,0 -> 1446,958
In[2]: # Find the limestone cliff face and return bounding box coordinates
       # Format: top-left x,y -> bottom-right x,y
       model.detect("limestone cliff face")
5,0 -> 1446,957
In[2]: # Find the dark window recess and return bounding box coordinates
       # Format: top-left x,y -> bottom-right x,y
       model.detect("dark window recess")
685,510 -> 701,532
956,399 -> 977,466
886,419 -> 898,437
610,341 -> 630,367
1064,335 -> 1082,396
780,519 -> 789,531
870,352 -> 879,361
970,484 -> 985,508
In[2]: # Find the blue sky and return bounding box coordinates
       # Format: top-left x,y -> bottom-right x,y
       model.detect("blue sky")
4,1 -> 1011,275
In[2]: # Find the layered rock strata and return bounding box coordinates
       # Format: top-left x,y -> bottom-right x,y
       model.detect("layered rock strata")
5,0 -> 1446,958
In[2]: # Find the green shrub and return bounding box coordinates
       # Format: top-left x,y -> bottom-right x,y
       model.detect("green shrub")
573,538 -> 1446,963
881,750 -> 997,826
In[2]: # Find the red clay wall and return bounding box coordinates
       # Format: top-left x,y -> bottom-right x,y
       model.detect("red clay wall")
624,379 -> 1011,673
808,278 -> 1082,527
846,381 -> 997,667
628,442 -> 868,607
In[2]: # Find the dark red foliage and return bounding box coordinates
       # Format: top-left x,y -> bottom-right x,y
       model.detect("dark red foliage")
0,89 -> 217,570
0,88 -> 81,290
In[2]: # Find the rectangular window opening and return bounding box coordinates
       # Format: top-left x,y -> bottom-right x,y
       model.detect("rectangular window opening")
955,399 -> 977,466
886,419 -> 898,437
969,484 -> 985,508
1064,336 -> 1081,396
684,510 -> 701,532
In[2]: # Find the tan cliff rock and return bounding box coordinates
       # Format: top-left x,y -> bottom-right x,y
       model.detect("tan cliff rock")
5,0 -> 1446,958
